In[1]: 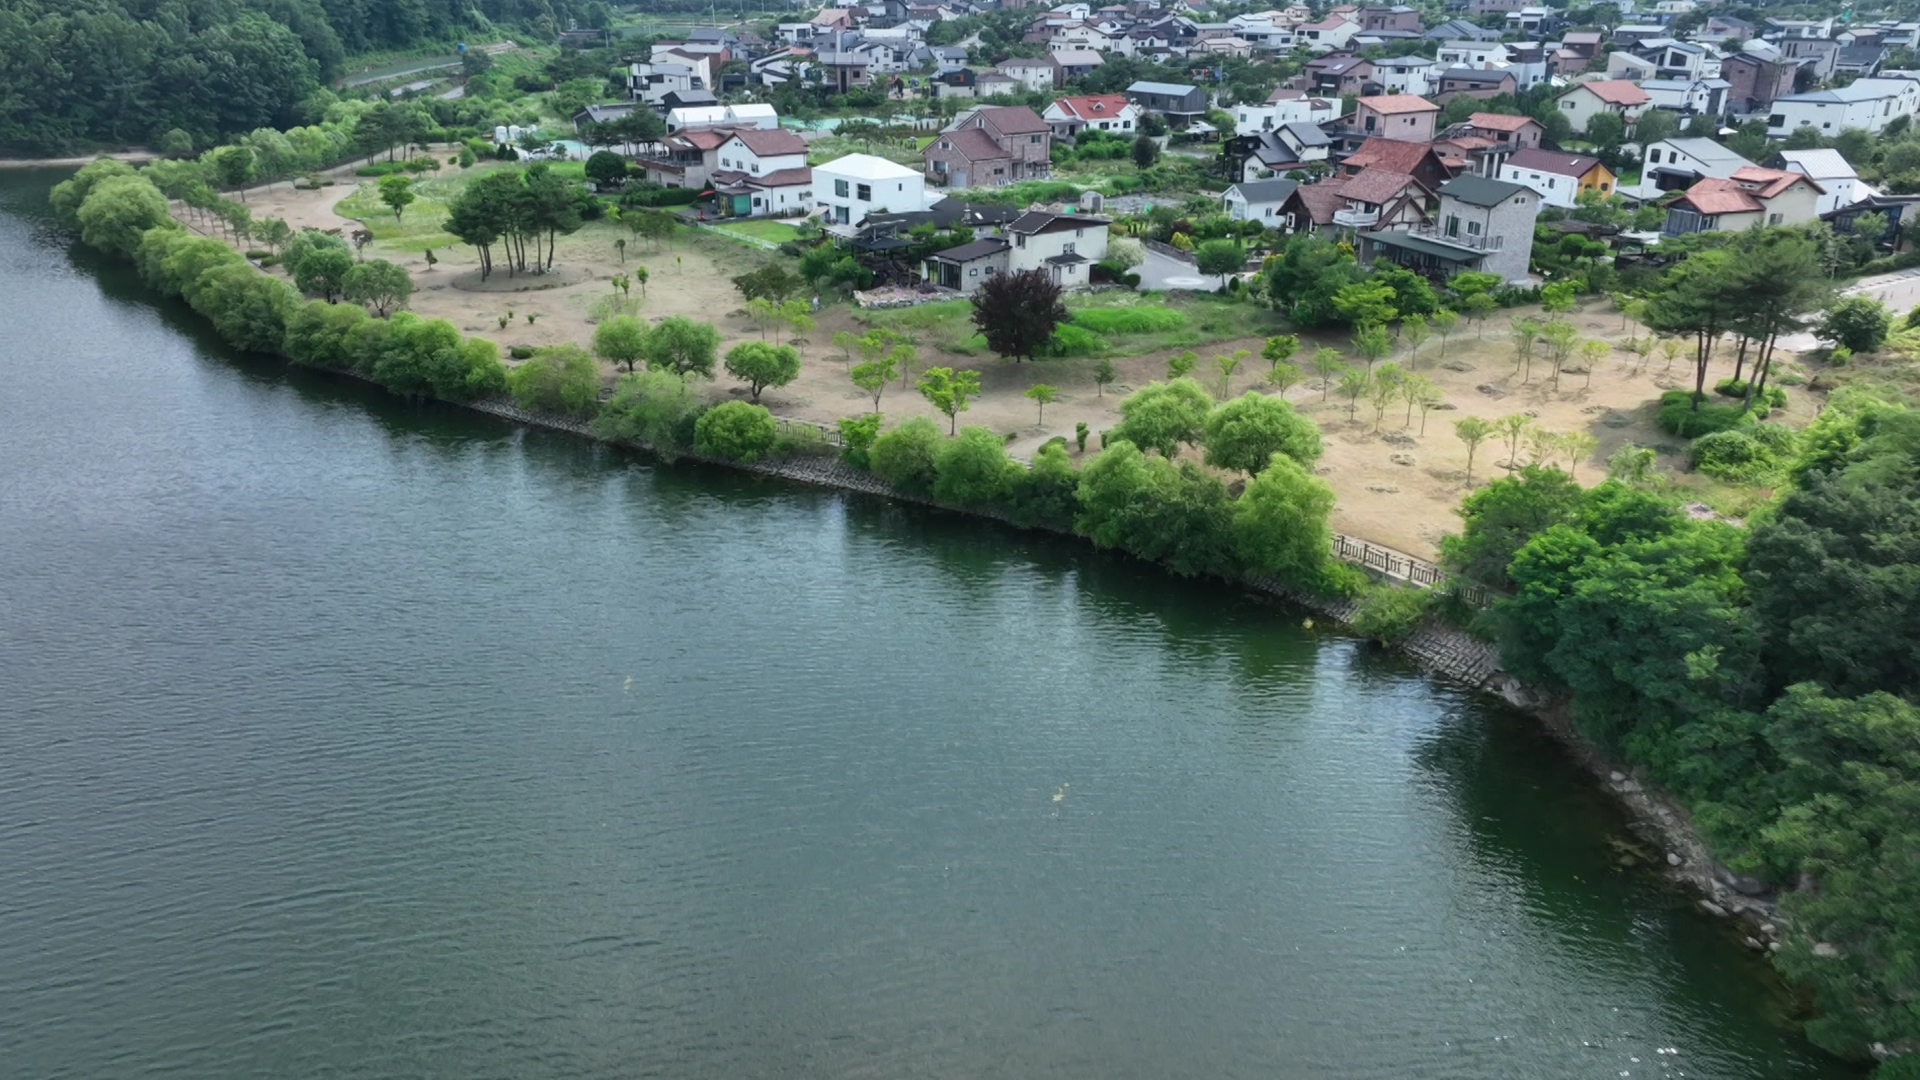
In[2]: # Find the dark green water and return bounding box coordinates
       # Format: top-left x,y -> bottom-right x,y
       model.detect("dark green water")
0,170 -> 1857,1080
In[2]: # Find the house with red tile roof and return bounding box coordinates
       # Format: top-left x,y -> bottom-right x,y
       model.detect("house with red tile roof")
1341,137 -> 1453,191
1330,167 -> 1434,233
1042,94 -> 1142,140
1554,79 -> 1652,136
1663,167 -> 1825,235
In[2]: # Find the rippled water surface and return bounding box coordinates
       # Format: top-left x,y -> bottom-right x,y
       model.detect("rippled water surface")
0,171 -> 1857,1079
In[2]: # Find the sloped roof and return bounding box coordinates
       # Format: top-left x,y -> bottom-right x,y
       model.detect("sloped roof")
1440,67 -> 1514,84
1052,49 -> 1106,66
1506,148 -> 1604,178
752,167 -> 813,187
929,238 -> 1011,262
1775,148 -> 1859,181
1342,166 -> 1420,204
1294,178 -> 1352,224
1469,112 -> 1538,132
1051,93 -> 1133,121
1129,80 -> 1200,95
1344,136 -> 1440,173
1007,210 -> 1111,233
1281,121 -> 1333,146
1229,178 -> 1300,204
1358,93 -> 1440,114
977,105 -> 1051,134
727,128 -> 810,156
935,127 -> 1011,161
1730,165 -> 1823,198
1574,79 -> 1652,106
1440,174 -> 1530,207
1678,178 -> 1765,215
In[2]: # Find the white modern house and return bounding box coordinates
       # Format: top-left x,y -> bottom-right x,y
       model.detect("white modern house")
666,103 -> 780,132
1766,78 -> 1920,138
1372,56 -> 1436,97
1773,148 -> 1866,214
1630,135 -> 1756,198
815,153 -> 928,227
923,210 -> 1112,294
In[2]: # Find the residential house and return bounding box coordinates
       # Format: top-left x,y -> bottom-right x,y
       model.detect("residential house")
1305,55 -> 1375,97
1342,137 -> 1453,191
635,126 -> 737,189
1606,51 -> 1659,81
1051,49 -> 1105,80
708,128 -> 814,217
1640,78 -> 1731,118
1297,12 -> 1361,50
1468,0 -> 1528,15
1836,45 -> 1887,78
1767,78 -> 1920,138
1194,35 -> 1255,57
999,55 -> 1062,93
1329,167 -> 1434,233
923,210 -> 1112,292
1126,81 -> 1210,125
573,102 -> 639,135
816,153 -> 928,227
1223,178 -> 1302,224
1045,94 -> 1141,139
1360,175 -> 1538,281
1463,112 -> 1543,149
976,72 -> 1023,99
923,45 -> 970,74
1610,24 -> 1669,48
1434,68 -> 1518,101
1504,7 -> 1551,34
1435,40 -> 1508,68
1552,31 -> 1604,75
1230,123 -> 1334,179
1234,90 -> 1338,133
1778,38 -> 1841,84
1498,148 -> 1615,207
627,61 -> 700,106
1636,38 -> 1712,80
1502,43 -> 1552,90
1721,49 -> 1800,115
1554,79 -> 1651,134
1770,148 -> 1865,214
924,106 -> 1054,187
1426,19 -> 1502,42
1359,5 -> 1422,32
1352,94 -> 1441,141
1372,56 -> 1436,97
1663,166 -> 1824,234
1697,14 -> 1755,43
1636,136 -> 1756,195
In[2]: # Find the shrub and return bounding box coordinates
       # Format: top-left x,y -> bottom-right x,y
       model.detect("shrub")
1348,584 -> 1435,644
1688,429 -> 1780,483
245,249 -> 271,260
1075,421 -> 1089,451
1006,442 -> 1079,531
932,426 -> 1020,507
1068,307 -> 1189,334
1657,390 -> 1757,438
618,186 -> 701,208
1714,377 -> 1788,410
838,413 -> 882,468
1048,324 -> 1107,357
1816,296 -> 1891,353
594,370 -> 702,460
870,417 -> 944,495
509,346 -> 535,360
694,401 -> 779,462
505,344 -> 601,416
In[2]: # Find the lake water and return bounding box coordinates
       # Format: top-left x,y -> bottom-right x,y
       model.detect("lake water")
0,170 -> 1857,1080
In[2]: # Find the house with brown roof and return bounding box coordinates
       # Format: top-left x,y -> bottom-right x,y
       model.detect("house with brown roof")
1663,167 -> 1824,235
923,106 -> 1054,188
1353,94 -> 1441,141
1433,67 -> 1517,101
1329,167 -> 1434,234
1554,79 -> 1652,135
1341,137 -> 1453,191
1463,112 -> 1544,149
635,126 -> 742,189
1305,55 -> 1375,97
1498,148 -> 1615,208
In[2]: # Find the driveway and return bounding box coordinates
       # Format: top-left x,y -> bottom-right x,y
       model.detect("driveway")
1137,245 -> 1214,292
1774,265 -> 1920,352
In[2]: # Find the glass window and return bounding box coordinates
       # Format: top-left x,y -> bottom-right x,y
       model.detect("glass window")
834,179 -> 848,197
857,183 -> 872,201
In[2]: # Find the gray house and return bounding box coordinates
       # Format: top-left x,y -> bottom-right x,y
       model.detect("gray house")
1125,80 -> 1209,125
1359,175 -> 1538,283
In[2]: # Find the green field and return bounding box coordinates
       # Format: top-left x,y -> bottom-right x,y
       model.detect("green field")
334,172 -> 474,251
861,291 -> 1281,357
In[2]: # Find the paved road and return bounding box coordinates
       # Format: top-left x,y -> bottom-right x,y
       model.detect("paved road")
1775,265 -> 1920,352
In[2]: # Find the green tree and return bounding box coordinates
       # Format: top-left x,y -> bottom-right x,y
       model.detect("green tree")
1431,308 -> 1459,357
1093,357 -> 1117,396
74,175 -> 173,257
1815,296 -> 1891,354
723,341 -> 802,403
1463,292 -> 1498,337
1332,280 -> 1397,327
1112,378 -> 1213,457
1337,369 -> 1370,421
294,245 -> 354,302
917,366 -> 982,434
850,350 -> 897,413
1262,334 -> 1299,375
1167,350 -> 1198,379
585,150 -> 629,187
594,369 -> 702,459
592,314 -> 649,373
1132,133 -> 1159,169
342,258 -> 413,317
1401,313 -> 1431,366
695,401 -> 779,462
1455,416 -> 1494,486
1202,392 -> 1323,475
1440,465 -> 1587,589
1195,238 -> 1245,285
1025,383 -> 1058,425
1233,454 -> 1336,582
641,316 -> 721,379
1351,323 -> 1392,369
1311,347 -> 1344,400
210,145 -> 258,197
377,173 -> 415,221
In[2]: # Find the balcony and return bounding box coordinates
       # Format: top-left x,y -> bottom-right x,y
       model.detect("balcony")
1408,224 -> 1503,251
1332,207 -> 1380,229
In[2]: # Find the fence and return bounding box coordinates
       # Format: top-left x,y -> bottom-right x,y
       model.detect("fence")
1332,533 -> 1493,607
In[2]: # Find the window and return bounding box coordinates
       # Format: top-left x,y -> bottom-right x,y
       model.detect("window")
1064,242 -> 1075,253
1016,233 -> 1025,247
835,179 -> 849,197
1768,212 -> 1782,225
1467,220 -> 1482,235
1445,214 -> 1459,237
1649,149 -> 1662,164
1076,227 -> 1083,237
857,183 -> 872,201
1031,134 -> 1041,143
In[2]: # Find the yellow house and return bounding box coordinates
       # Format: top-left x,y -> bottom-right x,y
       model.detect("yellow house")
1497,148 -> 1617,209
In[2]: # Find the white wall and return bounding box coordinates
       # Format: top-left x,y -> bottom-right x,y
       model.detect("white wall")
815,164 -> 927,226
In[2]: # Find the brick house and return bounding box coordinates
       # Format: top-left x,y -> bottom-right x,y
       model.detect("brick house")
923,106 -> 1053,188
1360,175 -> 1538,282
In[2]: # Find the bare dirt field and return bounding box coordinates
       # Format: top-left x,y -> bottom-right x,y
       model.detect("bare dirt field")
216,164 -> 1812,560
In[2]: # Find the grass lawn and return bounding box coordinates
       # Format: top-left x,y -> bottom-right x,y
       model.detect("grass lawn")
713,220 -> 801,245
861,290 -> 1284,358
335,175 -> 467,252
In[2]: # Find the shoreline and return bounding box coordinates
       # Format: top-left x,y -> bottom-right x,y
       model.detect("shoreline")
0,151 -> 154,170
460,395 -> 1786,951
